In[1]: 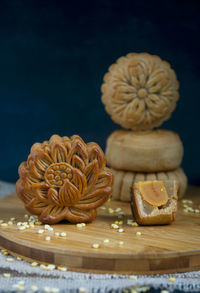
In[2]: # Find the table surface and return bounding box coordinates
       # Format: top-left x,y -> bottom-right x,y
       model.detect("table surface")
0,180 -> 200,293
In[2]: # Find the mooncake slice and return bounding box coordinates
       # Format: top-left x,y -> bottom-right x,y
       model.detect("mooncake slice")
131,180 -> 178,225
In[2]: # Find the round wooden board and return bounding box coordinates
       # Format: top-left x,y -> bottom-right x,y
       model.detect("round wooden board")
0,186 -> 200,275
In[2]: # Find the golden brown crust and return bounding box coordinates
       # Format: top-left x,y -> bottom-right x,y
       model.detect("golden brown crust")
102,53 -> 179,130
131,181 -> 177,225
16,134 -> 113,224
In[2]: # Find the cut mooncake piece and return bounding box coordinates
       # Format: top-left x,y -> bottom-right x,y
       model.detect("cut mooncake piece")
131,180 -> 178,225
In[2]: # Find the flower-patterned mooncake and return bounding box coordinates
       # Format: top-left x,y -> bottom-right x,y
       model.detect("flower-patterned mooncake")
101,53 -> 179,130
16,134 -> 113,224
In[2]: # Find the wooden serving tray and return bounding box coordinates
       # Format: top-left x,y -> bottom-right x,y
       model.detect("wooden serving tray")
0,186 -> 200,274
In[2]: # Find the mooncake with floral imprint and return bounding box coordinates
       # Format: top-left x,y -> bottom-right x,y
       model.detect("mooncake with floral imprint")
101,53 -> 179,130
16,134 -> 113,224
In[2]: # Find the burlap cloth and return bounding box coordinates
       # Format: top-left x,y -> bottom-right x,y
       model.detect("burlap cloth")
0,181 -> 199,292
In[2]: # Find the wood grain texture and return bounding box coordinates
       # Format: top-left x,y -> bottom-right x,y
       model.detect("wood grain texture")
0,186 -> 200,274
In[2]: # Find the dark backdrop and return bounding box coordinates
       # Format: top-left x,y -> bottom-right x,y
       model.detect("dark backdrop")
0,0 -> 200,184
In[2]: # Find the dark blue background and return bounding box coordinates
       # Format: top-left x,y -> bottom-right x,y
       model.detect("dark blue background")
0,0 -> 200,184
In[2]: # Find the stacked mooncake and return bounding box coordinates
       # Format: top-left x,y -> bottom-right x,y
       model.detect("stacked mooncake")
101,53 -> 187,202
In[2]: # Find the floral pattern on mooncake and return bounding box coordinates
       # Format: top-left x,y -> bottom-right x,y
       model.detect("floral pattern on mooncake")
16,135 -> 113,224
101,53 -> 179,130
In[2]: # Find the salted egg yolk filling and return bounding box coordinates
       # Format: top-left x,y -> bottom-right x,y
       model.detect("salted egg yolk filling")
138,181 -> 169,207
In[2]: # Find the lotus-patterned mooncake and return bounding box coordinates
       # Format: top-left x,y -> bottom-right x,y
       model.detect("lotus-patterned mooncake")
16,135 -> 113,224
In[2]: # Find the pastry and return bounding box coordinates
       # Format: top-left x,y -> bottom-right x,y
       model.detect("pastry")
106,129 -> 183,172
111,167 -> 187,201
16,134 -> 113,224
101,53 -> 179,130
131,180 -> 178,225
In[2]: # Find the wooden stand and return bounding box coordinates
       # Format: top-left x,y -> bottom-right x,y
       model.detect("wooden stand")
0,186 -> 200,274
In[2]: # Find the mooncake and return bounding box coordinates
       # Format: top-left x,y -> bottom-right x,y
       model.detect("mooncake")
101,53 -> 179,130
106,129 -> 183,172
131,180 -> 178,225
16,134 -> 113,224
111,167 -> 187,201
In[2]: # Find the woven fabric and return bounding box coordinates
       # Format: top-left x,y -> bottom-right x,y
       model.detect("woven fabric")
0,181 -> 200,292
